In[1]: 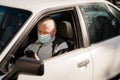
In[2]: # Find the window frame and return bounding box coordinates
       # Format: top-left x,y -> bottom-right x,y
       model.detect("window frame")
30,6 -> 83,49
0,5 -> 83,74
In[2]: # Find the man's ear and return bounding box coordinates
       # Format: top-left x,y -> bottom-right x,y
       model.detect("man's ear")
52,29 -> 56,36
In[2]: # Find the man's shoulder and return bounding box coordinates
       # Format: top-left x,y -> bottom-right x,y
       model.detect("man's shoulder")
25,41 -> 42,53
26,41 -> 42,49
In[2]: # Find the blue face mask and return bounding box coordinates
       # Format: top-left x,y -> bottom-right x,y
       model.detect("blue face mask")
38,34 -> 52,44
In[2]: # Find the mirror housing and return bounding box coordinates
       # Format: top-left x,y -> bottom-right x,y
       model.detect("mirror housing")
2,57 -> 44,80
15,57 -> 44,75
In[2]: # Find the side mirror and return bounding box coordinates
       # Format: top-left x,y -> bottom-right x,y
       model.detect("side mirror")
2,57 -> 44,80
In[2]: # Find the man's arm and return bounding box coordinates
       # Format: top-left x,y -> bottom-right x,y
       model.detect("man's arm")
24,44 -> 40,60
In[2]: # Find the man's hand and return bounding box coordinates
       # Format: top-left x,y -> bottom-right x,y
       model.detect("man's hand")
25,50 -> 40,60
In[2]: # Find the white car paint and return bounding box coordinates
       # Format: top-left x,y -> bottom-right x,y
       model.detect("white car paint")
17,48 -> 93,80
0,0 -> 120,80
89,36 -> 120,80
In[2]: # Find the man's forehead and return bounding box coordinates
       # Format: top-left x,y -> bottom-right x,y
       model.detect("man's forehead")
39,20 -> 55,29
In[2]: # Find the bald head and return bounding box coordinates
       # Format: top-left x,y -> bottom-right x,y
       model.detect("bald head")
37,17 -> 56,36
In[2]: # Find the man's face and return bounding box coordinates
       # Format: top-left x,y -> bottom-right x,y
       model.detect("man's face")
37,19 -> 56,36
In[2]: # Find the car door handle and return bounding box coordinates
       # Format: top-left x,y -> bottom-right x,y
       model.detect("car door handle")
77,59 -> 89,68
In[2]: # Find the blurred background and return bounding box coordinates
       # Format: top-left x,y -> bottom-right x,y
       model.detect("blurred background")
107,0 -> 120,5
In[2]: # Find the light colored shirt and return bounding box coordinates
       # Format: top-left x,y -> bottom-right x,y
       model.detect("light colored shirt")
25,37 -> 68,60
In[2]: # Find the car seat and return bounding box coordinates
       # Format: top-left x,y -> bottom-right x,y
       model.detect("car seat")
96,16 -> 116,41
57,21 -> 74,50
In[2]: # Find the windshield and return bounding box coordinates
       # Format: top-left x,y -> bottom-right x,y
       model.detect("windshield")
0,6 -> 31,53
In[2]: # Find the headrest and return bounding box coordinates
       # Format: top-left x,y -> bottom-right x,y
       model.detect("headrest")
57,21 -> 73,39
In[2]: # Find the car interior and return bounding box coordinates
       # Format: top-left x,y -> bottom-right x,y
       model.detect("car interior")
0,10 -> 77,76
26,11 -> 75,52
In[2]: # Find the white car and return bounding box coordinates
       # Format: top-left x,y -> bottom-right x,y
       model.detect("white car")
0,0 -> 120,80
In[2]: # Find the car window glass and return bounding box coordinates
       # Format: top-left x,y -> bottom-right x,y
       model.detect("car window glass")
108,4 -> 120,18
0,6 -> 31,53
80,3 -> 120,44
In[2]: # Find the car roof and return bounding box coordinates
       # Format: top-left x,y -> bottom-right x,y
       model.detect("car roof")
0,0 -> 106,13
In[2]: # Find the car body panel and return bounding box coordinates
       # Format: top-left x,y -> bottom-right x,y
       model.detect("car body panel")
0,0 -> 120,80
88,36 -> 120,80
17,48 -> 93,80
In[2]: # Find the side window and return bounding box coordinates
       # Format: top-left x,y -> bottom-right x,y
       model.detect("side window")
80,3 -> 120,44
20,10 -> 82,61
28,11 -> 77,51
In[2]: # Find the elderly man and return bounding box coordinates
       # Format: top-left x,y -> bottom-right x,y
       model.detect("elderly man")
25,17 -> 69,60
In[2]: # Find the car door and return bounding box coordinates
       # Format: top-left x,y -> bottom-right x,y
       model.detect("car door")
17,7 -> 93,80
80,2 -> 120,80
18,49 -> 93,80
